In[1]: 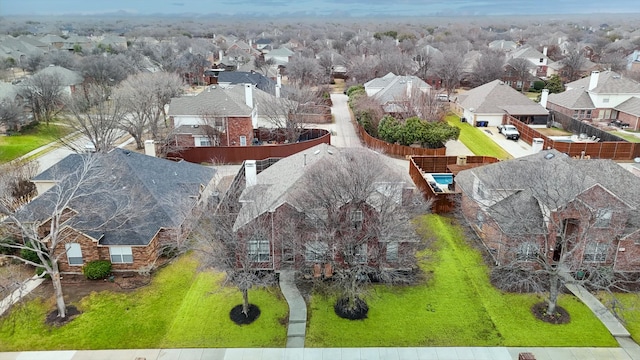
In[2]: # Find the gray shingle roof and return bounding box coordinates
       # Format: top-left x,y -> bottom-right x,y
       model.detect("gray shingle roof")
456,149 -> 640,234
458,80 -> 548,115
169,85 -> 252,117
547,88 -> 595,109
233,144 -> 412,231
0,82 -> 19,102
372,75 -> 431,105
217,71 -> 277,95
510,46 -> 546,60
566,71 -> 640,94
22,149 -> 216,246
614,96 -> 640,117
34,65 -> 83,86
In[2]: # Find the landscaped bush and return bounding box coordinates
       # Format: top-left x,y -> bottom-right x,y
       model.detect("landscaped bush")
83,260 -> 112,280
378,115 -> 460,148
20,246 -> 42,264
0,237 -> 17,255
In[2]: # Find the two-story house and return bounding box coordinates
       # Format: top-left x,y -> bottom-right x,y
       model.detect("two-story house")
456,149 -> 640,272
546,70 -> 640,130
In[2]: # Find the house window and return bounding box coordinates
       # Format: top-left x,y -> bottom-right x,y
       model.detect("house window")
386,242 -> 398,262
585,110 -> 592,119
305,242 -> 328,262
65,243 -> 83,266
584,242 -> 608,262
516,242 -> 538,261
197,137 -> 211,146
350,209 -> 363,230
348,243 -> 367,264
239,136 -> 247,146
248,236 -> 270,262
595,209 -> 613,228
110,246 -> 133,264
572,110 -> 579,119
282,247 -> 294,263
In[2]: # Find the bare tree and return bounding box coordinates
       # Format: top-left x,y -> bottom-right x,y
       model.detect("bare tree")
433,50 -> 464,96
286,55 -> 325,86
469,49 -> 506,87
115,72 -> 184,148
78,54 -> 136,89
254,56 -> 275,76
0,99 -> 26,131
64,83 -> 125,153
561,47 -> 588,82
0,159 -> 38,212
19,72 -> 65,124
259,85 -> 324,143
0,154 -> 136,318
288,149 -> 426,317
506,58 -> 533,92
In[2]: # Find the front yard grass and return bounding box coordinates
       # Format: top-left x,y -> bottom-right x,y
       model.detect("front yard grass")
0,255 -> 288,351
597,292 -> 640,343
0,122 -> 72,163
445,114 -> 512,160
306,214 -> 616,347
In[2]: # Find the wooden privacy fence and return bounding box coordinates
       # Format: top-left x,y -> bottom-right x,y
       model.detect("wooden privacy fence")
355,122 -> 446,157
166,129 -> 330,164
409,155 -> 499,213
505,115 -> 640,160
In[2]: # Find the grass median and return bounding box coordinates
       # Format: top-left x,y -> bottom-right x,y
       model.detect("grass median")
306,214 -> 616,347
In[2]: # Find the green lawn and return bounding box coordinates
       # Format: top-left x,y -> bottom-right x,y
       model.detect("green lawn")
0,256 -> 288,351
609,131 -> 640,143
598,292 -> 640,343
446,114 -> 512,159
0,123 -> 72,163
306,215 -> 617,347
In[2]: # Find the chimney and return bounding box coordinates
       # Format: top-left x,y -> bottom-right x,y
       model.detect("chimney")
543,46 -> 548,56
245,160 -> 257,188
275,84 -> 281,98
406,78 -> 413,98
588,71 -> 600,91
144,140 -> 156,157
558,37 -> 562,45
244,84 -> 253,108
540,89 -> 549,108
218,50 -> 224,61
277,73 -> 282,87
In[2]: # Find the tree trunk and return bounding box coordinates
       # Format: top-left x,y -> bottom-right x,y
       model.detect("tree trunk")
547,272 -> 560,315
241,288 -> 249,316
50,263 -> 67,318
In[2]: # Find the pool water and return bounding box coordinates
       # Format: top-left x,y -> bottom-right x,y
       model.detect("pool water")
432,174 -> 453,185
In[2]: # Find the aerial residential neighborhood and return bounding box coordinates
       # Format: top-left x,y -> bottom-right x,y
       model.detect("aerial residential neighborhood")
2,3 -> 640,360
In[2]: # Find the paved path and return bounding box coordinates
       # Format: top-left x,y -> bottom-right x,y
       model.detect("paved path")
329,93 -> 362,148
0,275 -> 45,317
278,270 -> 306,348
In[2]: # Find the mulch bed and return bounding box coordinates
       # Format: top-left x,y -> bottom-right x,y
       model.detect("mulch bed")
45,305 -> 81,326
334,297 -> 368,320
531,302 -> 571,324
229,304 -> 261,325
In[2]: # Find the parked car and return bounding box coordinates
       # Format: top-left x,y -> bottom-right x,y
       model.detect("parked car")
497,124 -> 520,140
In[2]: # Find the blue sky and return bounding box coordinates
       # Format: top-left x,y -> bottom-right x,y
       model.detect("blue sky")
1,0 -> 638,16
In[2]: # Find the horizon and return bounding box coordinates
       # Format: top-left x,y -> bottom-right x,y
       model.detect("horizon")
2,0 -> 639,17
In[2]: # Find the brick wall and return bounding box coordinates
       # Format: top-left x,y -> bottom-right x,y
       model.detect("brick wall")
226,117 -> 253,146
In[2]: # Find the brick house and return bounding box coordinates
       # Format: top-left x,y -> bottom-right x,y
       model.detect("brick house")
546,70 -> 640,130
168,83 -> 289,147
455,149 -> 640,272
14,149 -> 217,273
231,144 -> 418,274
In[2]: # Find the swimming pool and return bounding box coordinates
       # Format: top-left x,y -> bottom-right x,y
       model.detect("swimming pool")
432,174 -> 453,185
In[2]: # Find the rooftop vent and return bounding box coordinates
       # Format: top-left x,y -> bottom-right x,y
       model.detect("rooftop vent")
544,153 -> 555,160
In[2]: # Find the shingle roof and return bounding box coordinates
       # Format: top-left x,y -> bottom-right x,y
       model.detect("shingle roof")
458,79 -> 548,115
168,85 -> 253,117
217,71 -> 278,95
510,46 -> 546,60
371,75 -> 431,105
22,149 -> 215,246
34,65 -> 83,86
614,96 -> 640,117
455,149 -> 640,234
489,40 -> 517,51
233,144 -> 412,231
566,71 -> 640,94
547,88 -> 595,109
0,82 -> 19,102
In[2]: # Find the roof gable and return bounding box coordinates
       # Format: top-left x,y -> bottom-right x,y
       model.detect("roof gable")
459,80 -> 547,115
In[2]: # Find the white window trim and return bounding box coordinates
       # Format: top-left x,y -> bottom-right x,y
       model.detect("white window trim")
239,136 -> 247,146
516,242 -> 538,262
583,242 -> 607,263
248,237 -> 270,262
594,209 -> 613,228
65,243 -> 83,266
110,246 -> 133,264
386,242 -> 399,262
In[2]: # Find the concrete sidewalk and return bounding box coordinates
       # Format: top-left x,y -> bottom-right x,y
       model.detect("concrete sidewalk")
0,275 -> 45,317
278,270 -> 307,348
0,346 -> 636,360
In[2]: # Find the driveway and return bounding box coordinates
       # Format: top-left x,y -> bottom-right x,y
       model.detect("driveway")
480,126 -> 533,158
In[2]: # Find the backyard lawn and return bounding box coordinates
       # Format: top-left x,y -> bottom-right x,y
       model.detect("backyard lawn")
0,123 -> 72,163
445,114 -> 512,160
608,131 -> 640,143
305,214 -> 617,347
0,256 -> 288,351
